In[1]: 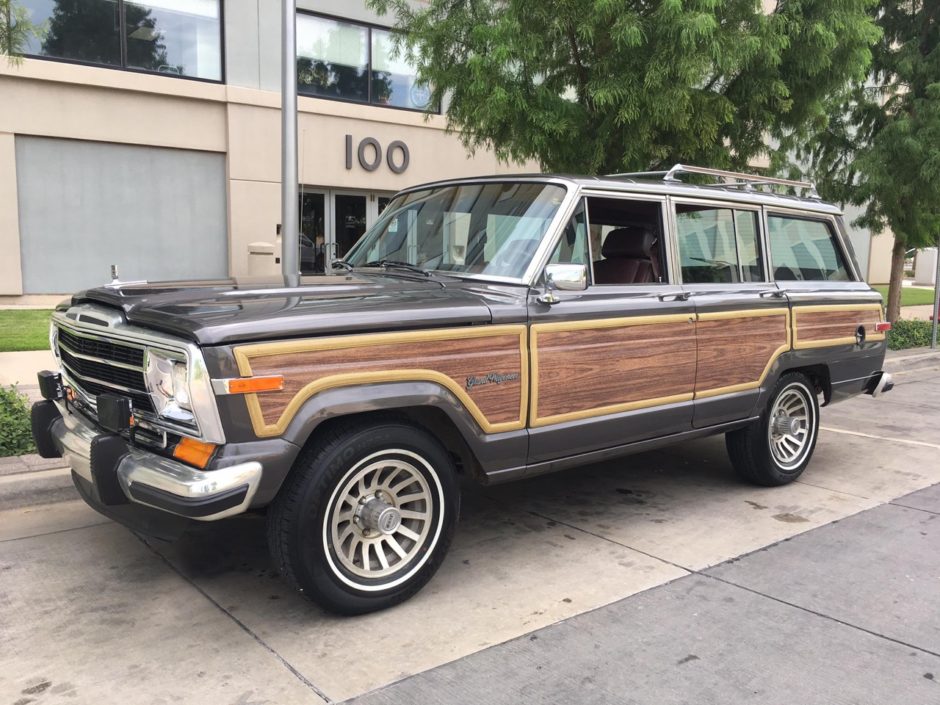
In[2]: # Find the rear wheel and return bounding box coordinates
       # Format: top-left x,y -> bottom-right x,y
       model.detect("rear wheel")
267,420 -> 459,614
726,372 -> 820,486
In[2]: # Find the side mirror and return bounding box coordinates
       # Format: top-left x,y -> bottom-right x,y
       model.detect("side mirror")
537,263 -> 587,304
545,263 -> 587,291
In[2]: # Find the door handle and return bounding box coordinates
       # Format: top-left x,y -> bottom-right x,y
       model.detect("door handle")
759,290 -> 787,299
658,292 -> 691,302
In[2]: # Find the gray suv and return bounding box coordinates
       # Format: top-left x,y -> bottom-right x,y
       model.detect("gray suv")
31,165 -> 893,614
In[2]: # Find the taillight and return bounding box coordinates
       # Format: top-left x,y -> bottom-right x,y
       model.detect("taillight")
875,322 -> 892,332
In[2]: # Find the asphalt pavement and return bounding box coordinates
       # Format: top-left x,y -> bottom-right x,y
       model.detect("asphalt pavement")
1,354 -> 938,704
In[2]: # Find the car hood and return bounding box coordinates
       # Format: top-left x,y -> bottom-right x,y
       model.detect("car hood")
68,274 -> 525,346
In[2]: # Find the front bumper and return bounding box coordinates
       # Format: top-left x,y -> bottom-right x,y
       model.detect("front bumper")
33,400 -> 262,525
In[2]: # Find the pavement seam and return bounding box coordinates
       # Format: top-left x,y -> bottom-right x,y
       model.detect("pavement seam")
888,501 -> 940,517
134,534 -> 334,705
793,478 -> 874,501
701,572 -> 940,660
0,521 -> 110,543
820,425 -> 940,450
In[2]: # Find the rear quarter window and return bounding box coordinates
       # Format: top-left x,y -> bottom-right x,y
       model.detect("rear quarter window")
768,215 -> 851,281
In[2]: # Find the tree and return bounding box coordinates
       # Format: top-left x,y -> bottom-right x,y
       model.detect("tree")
1,0 -> 44,63
791,1 -> 940,323
368,0 -> 878,175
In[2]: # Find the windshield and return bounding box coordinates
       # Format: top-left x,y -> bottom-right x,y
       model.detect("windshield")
344,182 -> 568,280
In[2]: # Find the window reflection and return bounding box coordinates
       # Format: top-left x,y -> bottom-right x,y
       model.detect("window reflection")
296,14 -> 437,113
124,1 -> 221,80
371,29 -> 434,110
21,0 -> 122,66
297,15 -> 369,102
18,0 -> 221,81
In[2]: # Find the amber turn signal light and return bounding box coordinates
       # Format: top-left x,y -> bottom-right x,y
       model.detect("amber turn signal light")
173,437 -> 217,469
227,376 -> 285,394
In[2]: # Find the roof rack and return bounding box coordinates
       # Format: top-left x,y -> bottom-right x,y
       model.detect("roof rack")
607,163 -> 819,199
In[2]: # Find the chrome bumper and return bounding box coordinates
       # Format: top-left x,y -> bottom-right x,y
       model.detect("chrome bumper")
50,403 -> 261,521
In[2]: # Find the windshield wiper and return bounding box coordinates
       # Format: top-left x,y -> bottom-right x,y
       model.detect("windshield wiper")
331,259 -> 354,271
361,260 -> 431,277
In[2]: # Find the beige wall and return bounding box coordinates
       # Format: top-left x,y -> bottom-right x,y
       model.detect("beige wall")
225,88 -> 535,275
867,232 -> 895,284
0,59 -> 537,294
0,132 -> 23,295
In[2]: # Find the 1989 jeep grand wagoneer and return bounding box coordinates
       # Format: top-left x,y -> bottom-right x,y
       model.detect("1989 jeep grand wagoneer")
31,165 -> 893,614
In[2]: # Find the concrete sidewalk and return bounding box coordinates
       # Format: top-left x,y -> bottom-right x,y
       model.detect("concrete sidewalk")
0,349 -> 56,387
349,482 -> 940,705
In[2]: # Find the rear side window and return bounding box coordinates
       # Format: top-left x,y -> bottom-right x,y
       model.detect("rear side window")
675,204 -> 764,283
768,215 -> 850,281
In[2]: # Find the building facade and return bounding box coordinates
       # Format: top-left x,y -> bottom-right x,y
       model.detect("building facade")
0,0 -> 533,297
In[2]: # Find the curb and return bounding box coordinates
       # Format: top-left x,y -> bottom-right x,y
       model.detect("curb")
0,453 -> 74,511
0,466 -> 77,511
884,348 -> 940,374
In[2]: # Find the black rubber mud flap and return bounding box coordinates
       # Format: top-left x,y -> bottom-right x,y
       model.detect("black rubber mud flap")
30,401 -> 63,459
90,434 -> 131,506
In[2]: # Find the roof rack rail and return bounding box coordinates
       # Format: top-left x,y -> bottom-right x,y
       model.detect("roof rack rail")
607,163 -> 819,199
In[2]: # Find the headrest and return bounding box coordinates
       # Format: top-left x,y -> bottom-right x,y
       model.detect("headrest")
601,227 -> 657,259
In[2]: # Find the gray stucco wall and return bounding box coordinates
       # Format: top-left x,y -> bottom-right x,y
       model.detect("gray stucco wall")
16,137 -> 228,294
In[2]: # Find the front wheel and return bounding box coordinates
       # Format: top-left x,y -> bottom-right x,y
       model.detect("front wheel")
726,372 -> 820,486
267,420 -> 460,614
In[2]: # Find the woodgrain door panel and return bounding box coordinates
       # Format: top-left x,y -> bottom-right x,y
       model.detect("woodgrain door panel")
532,316 -> 696,425
694,309 -> 791,397
233,326 -> 528,437
527,286 -> 697,461
687,286 -> 792,427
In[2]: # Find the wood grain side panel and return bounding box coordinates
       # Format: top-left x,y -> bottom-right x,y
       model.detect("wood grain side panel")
695,314 -> 789,393
534,321 -> 695,421
795,308 -> 883,346
246,333 -> 525,429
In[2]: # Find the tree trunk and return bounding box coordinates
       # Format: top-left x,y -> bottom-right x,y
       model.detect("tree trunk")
885,237 -> 907,323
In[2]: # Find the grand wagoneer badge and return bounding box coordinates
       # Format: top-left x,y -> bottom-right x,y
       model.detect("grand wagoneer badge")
466,372 -> 520,390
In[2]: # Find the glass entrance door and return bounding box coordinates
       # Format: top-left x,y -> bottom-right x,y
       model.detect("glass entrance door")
299,189 -> 329,275
299,189 -> 394,274
333,192 -> 369,267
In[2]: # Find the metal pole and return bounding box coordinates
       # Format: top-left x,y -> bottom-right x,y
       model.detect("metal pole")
932,236 -> 939,349
280,0 -> 299,285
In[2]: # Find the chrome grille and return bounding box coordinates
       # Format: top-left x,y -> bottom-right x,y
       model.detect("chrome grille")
56,324 -> 155,413
57,327 -> 144,367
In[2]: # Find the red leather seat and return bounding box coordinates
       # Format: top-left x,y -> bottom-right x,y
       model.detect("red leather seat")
593,227 -> 660,284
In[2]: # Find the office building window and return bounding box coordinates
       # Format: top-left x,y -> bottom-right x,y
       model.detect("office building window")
296,13 -> 438,113
18,0 -> 222,81
296,14 -> 369,102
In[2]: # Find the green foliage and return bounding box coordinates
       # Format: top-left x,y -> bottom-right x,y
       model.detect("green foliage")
0,0 -> 46,63
887,318 -> 935,350
786,2 -> 940,321
368,0 -> 878,174
792,3 -> 940,249
0,310 -> 53,352
0,385 -> 35,457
